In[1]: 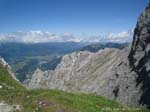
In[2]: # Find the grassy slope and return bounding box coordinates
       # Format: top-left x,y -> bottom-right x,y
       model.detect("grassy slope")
0,64 -> 149,112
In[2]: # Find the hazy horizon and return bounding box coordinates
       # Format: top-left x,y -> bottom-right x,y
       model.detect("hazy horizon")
0,0 -> 148,43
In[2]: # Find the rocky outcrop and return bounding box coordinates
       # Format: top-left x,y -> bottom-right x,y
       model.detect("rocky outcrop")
28,4 -> 150,107
128,3 -> 150,108
0,102 -> 13,112
28,46 -> 141,106
0,102 -> 22,112
29,48 -> 122,90
0,56 -> 18,81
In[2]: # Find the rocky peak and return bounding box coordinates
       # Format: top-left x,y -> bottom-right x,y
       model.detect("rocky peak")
128,3 -> 150,108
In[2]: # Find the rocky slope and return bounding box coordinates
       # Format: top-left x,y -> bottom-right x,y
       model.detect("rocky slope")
28,4 -> 150,107
28,45 -> 142,106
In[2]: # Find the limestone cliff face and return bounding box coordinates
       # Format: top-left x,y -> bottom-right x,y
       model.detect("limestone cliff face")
28,4 -> 150,107
28,46 -> 141,106
29,48 -> 121,91
129,4 -> 150,108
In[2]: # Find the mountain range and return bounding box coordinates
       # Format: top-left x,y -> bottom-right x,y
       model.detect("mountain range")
28,3 -> 150,108
0,41 -> 128,83
0,2 -> 150,112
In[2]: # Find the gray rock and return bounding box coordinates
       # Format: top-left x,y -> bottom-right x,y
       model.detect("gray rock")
128,4 -> 150,108
0,102 -> 13,112
28,46 -> 141,106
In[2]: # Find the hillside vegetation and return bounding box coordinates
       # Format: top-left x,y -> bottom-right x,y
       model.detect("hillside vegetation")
0,63 -> 149,112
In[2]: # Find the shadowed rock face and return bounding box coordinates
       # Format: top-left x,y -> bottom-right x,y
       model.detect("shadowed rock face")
129,4 -> 150,108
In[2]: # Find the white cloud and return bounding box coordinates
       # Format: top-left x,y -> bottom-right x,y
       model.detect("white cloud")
79,30 -> 133,43
105,30 -> 133,42
0,31 -> 61,43
0,30 -> 133,43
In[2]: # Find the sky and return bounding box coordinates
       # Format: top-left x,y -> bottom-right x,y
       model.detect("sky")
0,0 -> 148,43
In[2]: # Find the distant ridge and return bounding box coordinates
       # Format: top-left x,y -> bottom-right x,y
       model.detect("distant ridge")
80,42 -> 128,52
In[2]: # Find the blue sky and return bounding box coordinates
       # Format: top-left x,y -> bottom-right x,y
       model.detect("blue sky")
0,0 -> 148,35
